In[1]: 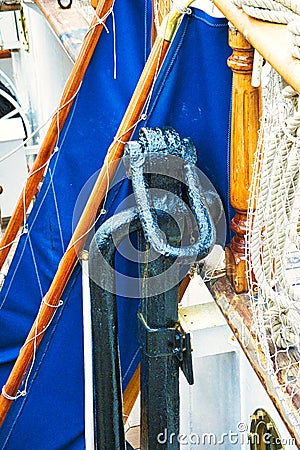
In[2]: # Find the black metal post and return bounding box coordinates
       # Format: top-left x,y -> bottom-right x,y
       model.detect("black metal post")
89,208 -> 141,450
124,127 -> 213,450
138,176 -> 182,450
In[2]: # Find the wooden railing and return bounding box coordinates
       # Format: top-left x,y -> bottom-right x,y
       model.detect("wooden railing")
212,0 -> 300,293
214,0 -> 300,93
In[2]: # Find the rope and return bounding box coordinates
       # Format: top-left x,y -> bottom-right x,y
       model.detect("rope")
248,71 -> 300,349
234,0 -> 297,23
264,304 -> 299,348
277,0 -> 300,16
232,0 -> 300,58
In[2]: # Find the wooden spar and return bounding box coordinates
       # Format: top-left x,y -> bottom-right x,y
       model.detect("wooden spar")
0,0 -> 114,271
0,25 -> 172,428
123,365 -> 141,423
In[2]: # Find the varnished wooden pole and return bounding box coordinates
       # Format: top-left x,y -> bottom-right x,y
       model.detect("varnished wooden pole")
123,364 -> 140,423
0,35 -> 170,428
0,0 -> 114,270
225,27 -> 262,293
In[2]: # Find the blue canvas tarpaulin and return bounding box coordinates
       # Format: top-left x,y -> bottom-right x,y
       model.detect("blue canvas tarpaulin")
0,3 -> 232,448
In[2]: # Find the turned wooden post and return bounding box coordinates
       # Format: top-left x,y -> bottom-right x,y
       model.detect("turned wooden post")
225,26 -> 262,293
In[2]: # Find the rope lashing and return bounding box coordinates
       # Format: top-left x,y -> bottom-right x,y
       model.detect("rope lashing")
287,20 -> 300,59
233,0 -> 297,23
248,77 -> 300,349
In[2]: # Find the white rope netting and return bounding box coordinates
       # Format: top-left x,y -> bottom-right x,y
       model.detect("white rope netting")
247,66 -> 300,428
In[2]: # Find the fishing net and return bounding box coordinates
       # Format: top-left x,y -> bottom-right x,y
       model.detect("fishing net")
247,64 -> 300,432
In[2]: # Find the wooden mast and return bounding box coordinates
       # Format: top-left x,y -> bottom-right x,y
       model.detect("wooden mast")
225,26 -> 262,293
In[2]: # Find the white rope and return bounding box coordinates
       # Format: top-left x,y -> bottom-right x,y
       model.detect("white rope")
173,0 -> 192,14
233,0 -> 297,23
49,168 -> 65,253
264,304 -> 299,348
276,0 -> 300,16
248,68 -> 300,347
233,0 -> 300,57
153,0 -> 173,34
1,385 -> 26,401
245,68 -> 300,434
234,0 -> 293,14
42,298 -> 64,307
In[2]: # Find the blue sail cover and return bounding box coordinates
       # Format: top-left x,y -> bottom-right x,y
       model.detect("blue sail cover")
0,3 -> 232,449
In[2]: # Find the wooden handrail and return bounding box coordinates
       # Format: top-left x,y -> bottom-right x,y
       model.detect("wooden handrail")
34,0 -> 89,61
0,50 -> 11,60
212,0 -> 300,292
213,0 -> 300,94
208,2 -> 300,444
0,33 -> 170,428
